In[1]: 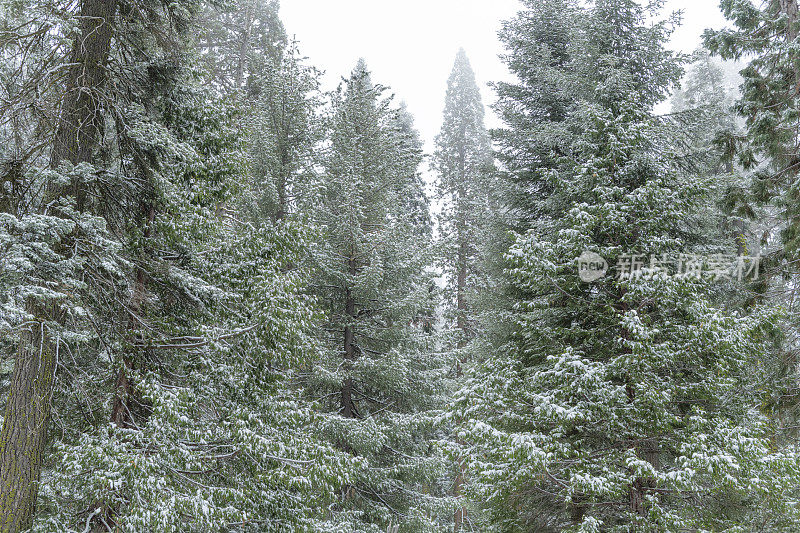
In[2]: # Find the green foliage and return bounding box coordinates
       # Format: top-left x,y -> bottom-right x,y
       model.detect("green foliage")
705,0 -> 800,256
456,1 -> 800,531
306,61 -> 451,532
433,49 -> 494,344
243,40 -> 323,222
4,1 -> 800,531
1,1 -> 350,530
706,0 -> 800,451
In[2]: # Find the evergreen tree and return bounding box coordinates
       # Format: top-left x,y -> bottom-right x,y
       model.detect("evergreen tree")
671,50 -> 735,115
245,40 -> 322,222
432,48 -> 494,531
705,0 -> 800,427
433,48 -> 493,349
0,1 -> 122,528
1,1 -> 349,530
704,0 -> 800,257
668,50 -> 742,179
197,0 -> 287,92
307,60 -> 450,532
491,0 -> 581,233
455,1 -> 800,531
667,51 -> 753,272
7,0 -> 800,531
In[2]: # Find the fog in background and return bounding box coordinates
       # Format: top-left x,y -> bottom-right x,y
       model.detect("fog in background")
281,0 -> 733,154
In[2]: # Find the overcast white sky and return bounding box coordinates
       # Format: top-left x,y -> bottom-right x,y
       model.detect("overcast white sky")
281,0 -> 731,155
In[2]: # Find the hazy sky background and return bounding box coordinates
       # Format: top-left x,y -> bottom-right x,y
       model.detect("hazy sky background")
281,0 -> 732,155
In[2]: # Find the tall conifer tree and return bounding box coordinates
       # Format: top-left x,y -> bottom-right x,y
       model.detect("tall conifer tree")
0,1 -> 349,530
308,60 -> 450,531
705,0 -> 800,427
432,48 -> 494,531
434,49 -> 493,349
455,1 -> 800,530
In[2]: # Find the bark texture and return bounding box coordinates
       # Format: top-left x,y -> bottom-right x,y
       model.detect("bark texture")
0,1 -> 117,530
0,321 -> 56,533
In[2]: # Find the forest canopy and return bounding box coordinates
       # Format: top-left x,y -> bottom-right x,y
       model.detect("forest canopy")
2,0 -> 800,532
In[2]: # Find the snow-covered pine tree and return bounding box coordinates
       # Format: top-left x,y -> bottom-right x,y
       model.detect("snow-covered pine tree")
307,60 -> 451,531
41,73 -> 347,532
431,48 -> 495,531
665,50 -> 746,209
671,51 -> 737,116
433,48 -> 493,350
491,0 -> 582,235
197,0 -> 287,92
393,102 -> 433,244
666,51 -> 756,295
0,1 -> 124,528
704,0 -> 800,259
245,39 -> 322,222
705,0 -> 800,428
669,50 -> 741,169
1,1 -> 351,530
455,1 -> 800,531
198,1 -> 324,223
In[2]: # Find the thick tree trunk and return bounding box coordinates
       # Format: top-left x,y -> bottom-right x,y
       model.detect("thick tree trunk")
453,227 -> 469,532
0,1 -> 117,530
781,0 -> 799,39
781,0 -> 800,103
50,0 -> 118,205
0,320 -> 56,533
453,456 -> 467,531
456,241 -> 468,345
275,133 -> 290,222
621,305 -> 652,520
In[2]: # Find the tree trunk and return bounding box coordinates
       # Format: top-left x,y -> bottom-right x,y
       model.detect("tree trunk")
0,320 -> 56,533
781,0 -> 799,41
0,1 -> 117,530
50,0 -> 118,205
456,241 -> 468,346
453,455 -> 467,531
275,130 -> 290,222
235,1 -> 255,90
111,204 -> 154,428
340,257 -> 359,419
454,227 -> 469,532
